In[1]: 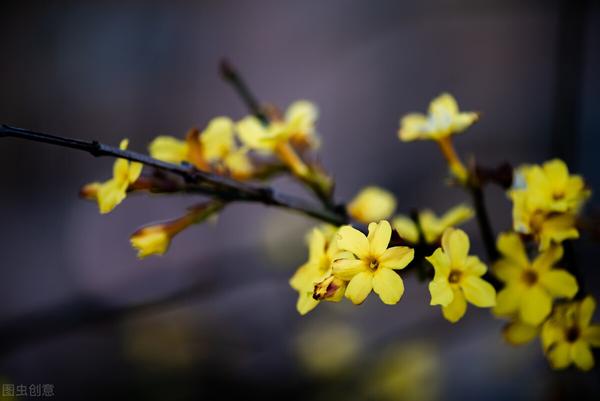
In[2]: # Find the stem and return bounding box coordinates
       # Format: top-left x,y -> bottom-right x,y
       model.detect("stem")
468,185 -> 498,261
220,59 -> 269,125
0,124 -> 347,226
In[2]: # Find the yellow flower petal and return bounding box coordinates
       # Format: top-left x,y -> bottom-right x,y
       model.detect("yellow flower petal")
347,186 -> 397,224
429,93 -> 459,117
531,245 -> 564,271
442,289 -> 467,323
538,214 -> 579,251
285,100 -> 318,138
579,296 -> 596,328
541,319 -> 565,351
372,267 -> 405,305
97,180 -> 127,214
297,292 -> 320,315
398,113 -> 427,142
345,271 -> 373,305
392,216 -> 419,244
367,220 -> 392,258
148,136 -> 189,163
307,228 -> 326,266
332,259 -> 368,281
547,342 -> 571,369
429,279 -> 454,306
378,246 -> 414,270
493,285 -> 524,317
438,204 -> 474,231
503,321 -> 538,345
493,259 -> 523,283
441,228 -> 469,268
463,255 -> 487,277
290,262 -> 319,291
200,116 -> 235,162
520,286 -> 552,325
425,248 -> 451,281
497,232 -> 529,268
461,276 -> 496,307
583,326 -> 600,347
337,225 -> 370,259
128,162 -> 143,183
538,269 -> 578,298
571,341 -> 594,371
236,116 -> 275,151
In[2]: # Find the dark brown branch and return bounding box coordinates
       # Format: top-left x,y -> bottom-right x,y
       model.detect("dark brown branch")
0,124 -> 347,226
219,59 -> 269,124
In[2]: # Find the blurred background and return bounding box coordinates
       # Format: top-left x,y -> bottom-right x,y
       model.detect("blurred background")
1,0 -> 599,400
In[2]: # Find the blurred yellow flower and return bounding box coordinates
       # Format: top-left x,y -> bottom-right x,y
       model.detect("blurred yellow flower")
149,118 -> 253,180
236,101 -> 320,179
290,226 -> 345,315
427,228 -> 496,323
333,220 -> 414,305
509,159 -> 590,250
542,296 -> 600,371
237,100 -> 319,152
511,191 -> 579,250
392,204 -> 474,245
95,139 -> 143,214
398,93 -> 478,142
347,186 -> 397,224
493,232 -> 578,325
295,322 -> 361,377
398,94 -> 475,182
515,159 -> 591,214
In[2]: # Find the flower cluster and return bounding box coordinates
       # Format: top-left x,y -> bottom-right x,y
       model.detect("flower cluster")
81,100 -> 331,258
509,159 -> 591,250
492,158 -> 596,370
71,83 -> 597,372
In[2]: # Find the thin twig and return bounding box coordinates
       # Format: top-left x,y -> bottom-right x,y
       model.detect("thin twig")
219,59 -> 269,124
0,124 -> 347,226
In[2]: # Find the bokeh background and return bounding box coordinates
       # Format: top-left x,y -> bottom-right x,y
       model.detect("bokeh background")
1,0 -> 599,400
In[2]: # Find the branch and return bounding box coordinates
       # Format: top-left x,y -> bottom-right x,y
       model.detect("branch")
220,59 -> 269,124
0,124 -> 347,226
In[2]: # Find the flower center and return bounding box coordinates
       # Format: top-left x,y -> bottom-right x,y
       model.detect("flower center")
448,270 -> 462,284
369,259 -> 379,271
566,326 -> 580,343
521,270 -> 538,286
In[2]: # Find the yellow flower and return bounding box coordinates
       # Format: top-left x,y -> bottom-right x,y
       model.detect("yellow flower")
347,186 -> 397,224
510,191 -> 579,250
515,159 -> 590,214
398,94 -> 475,183
427,228 -> 496,323
509,159 -> 590,250
332,220 -> 414,305
237,100 -> 319,152
130,201 -> 223,258
398,93 -> 478,142
541,296 -> 600,371
493,232 -> 578,325
95,139 -> 143,214
290,226 -> 346,315
392,204 -> 474,245
149,119 -> 253,179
